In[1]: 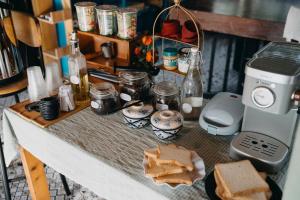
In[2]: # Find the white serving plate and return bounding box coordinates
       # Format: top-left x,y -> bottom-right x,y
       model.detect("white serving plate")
143,146 -> 206,189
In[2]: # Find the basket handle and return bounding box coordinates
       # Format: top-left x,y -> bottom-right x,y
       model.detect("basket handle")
152,1 -> 204,65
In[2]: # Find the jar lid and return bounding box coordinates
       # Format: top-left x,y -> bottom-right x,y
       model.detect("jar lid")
90,82 -> 117,99
163,48 -> 178,57
122,101 -> 154,119
151,110 -> 183,130
119,72 -> 148,82
95,5 -> 118,11
152,81 -> 179,97
118,8 -> 137,14
179,47 -> 190,55
75,2 -> 97,7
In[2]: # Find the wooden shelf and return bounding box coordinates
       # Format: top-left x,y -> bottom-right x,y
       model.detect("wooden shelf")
78,31 -> 136,63
38,9 -> 72,24
43,46 -> 71,60
87,56 -> 129,69
154,34 -> 199,47
159,65 -> 186,76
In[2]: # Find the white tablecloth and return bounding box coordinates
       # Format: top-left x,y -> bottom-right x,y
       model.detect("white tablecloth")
2,107 -> 296,200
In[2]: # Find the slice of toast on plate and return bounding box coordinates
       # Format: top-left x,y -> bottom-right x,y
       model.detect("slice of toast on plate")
157,145 -> 194,171
145,157 -> 185,177
154,171 -> 193,185
214,160 -> 270,199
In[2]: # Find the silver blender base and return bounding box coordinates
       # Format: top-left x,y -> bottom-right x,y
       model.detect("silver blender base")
230,131 -> 289,173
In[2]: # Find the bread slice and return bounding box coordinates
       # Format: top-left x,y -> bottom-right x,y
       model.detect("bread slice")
215,170 -> 271,200
215,160 -> 270,198
154,171 -> 193,185
157,145 -> 194,171
144,148 -> 159,159
145,157 -> 185,177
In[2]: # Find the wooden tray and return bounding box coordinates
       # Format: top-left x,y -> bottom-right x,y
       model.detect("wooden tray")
9,99 -> 90,128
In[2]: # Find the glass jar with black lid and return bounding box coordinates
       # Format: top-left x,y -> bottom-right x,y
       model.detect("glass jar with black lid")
152,81 -> 180,111
119,72 -> 151,104
90,82 -> 120,115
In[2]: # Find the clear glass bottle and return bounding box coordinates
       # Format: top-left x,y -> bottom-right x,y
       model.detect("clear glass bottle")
68,31 -> 90,105
181,47 -> 204,121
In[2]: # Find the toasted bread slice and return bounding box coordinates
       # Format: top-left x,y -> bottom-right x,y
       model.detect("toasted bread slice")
167,144 -> 177,148
144,148 -> 159,159
215,170 -> 270,200
145,157 -> 185,177
157,145 -> 193,171
154,171 -> 193,185
215,160 -> 270,198
232,192 -> 267,200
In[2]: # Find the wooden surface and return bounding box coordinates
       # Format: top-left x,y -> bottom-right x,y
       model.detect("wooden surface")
38,9 -> 72,24
78,31 -> 134,62
2,17 -> 17,46
171,0 -> 300,41
10,99 -> 90,128
31,0 -> 53,17
11,11 -> 41,47
0,75 -> 27,97
19,147 -> 51,200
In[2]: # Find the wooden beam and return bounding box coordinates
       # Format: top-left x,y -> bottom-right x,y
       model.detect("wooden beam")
170,10 -> 284,41
19,147 -> 50,200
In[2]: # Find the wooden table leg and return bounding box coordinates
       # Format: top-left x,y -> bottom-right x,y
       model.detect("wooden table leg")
19,147 -> 50,200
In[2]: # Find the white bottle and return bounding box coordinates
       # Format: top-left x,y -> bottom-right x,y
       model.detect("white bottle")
181,47 -> 204,121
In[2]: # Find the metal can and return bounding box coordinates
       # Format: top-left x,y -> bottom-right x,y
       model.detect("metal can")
75,2 -> 97,32
96,5 -> 117,36
117,8 -> 137,39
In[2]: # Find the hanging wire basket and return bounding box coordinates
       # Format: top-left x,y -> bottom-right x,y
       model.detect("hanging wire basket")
151,0 -> 204,67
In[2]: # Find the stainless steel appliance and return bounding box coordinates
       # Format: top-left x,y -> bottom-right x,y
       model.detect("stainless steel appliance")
230,42 -> 300,173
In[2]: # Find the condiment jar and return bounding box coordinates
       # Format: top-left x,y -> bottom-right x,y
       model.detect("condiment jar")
178,55 -> 189,74
122,101 -> 154,128
150,110 -> 183,140
178,47 -> 191,74
90,82 -> 120,115
119,72 -> 151,104
163,48 -> 178,70
152,81 -> 180,111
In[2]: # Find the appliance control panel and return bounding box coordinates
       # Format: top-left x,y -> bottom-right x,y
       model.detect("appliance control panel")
251,87 -> 275,108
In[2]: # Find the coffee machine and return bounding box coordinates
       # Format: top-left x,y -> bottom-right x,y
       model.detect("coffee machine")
230,42 -> 300,173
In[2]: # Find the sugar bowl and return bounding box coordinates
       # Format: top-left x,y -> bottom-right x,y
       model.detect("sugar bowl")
150,110 -> 183,140
122,101 -> 154,128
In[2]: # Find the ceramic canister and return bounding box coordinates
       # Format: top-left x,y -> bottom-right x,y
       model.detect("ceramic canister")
163,48 -> 178,70
150,110 -> 183,140
75,2 -> 97,32
96,5 -> 118,36
117,8 -> 137,39
122,101 -> 154,129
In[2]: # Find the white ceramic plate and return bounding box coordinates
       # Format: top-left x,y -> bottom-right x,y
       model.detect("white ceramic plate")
143,146 -> 206,189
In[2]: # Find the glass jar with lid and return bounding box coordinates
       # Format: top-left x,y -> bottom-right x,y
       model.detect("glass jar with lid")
152,81 -> 180,111
119,72 -> 151,104
90,82 -> 120,115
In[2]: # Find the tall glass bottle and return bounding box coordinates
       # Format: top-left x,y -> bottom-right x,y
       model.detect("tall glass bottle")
68,31 -> 89,105
181,47 -> 204,121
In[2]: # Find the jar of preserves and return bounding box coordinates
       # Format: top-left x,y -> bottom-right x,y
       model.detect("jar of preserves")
119,72 -> 151,104
152,81 -> 180,111
90,82 -> 120,115
163,48 -> 178,70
